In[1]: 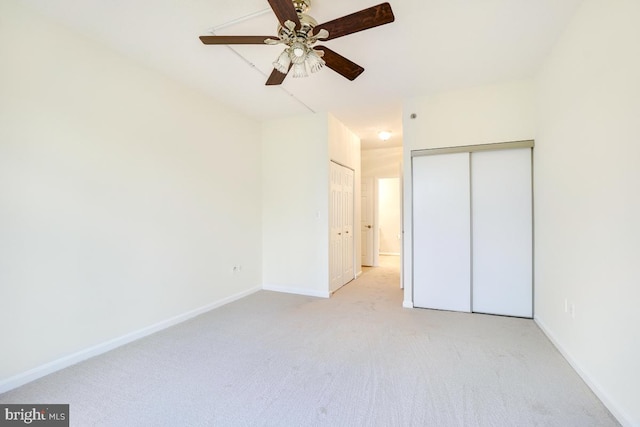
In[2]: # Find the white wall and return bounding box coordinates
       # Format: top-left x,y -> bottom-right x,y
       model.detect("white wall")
328,114 -> 361,172
0,0 -> 262,388
361,147 -> 402,179
261,114 -> 330,297
402,80 -> 536,307
535,1 -> 640,425
262,113 -> 361,295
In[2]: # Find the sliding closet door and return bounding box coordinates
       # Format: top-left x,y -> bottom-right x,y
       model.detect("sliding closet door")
471,148 -> 532,317
413,153 -> 471,312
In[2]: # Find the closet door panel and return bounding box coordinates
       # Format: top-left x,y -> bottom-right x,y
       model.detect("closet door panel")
413,153 -> 471,312
471,148 -> 532,317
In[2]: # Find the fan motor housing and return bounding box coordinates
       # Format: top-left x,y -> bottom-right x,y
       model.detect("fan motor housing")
297,13 -> 317,36
293,0 -> 311,14
276,1 -> 317,39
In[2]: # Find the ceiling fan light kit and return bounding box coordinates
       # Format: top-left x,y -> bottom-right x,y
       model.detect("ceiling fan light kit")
199,0 -> 395,85
265,17 -> 328,78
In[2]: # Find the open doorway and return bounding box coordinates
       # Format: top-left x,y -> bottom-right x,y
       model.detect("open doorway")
361,177 -> 401,264
360,146 -> 403,288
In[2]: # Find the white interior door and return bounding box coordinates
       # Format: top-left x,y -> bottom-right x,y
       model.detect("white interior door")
413,153 -> 471,312
361,176 -> 375,266
342,167 -> 355,281
471,148 -> 532,317
330,163 -> 343,292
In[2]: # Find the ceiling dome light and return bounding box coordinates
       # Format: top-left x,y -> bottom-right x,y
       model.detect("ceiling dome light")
378,131 -> 392,141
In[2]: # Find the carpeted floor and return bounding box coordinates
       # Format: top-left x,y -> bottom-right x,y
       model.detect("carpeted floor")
0,256 -> 619,426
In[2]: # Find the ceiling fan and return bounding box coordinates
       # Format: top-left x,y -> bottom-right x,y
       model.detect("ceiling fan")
199,0 -> 395,85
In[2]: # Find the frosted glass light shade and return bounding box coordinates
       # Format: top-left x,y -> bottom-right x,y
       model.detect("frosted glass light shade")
292,62 -> 308,78
273,49 -> 291,74
272,43 -> 325,78
290,42 -> 307,64
306,49 -> 325,73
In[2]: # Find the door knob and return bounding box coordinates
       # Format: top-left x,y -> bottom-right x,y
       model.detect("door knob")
366,225 -> 372,229
345,231 -> 349,234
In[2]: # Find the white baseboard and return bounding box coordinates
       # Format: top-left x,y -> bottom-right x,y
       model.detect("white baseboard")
403,300 -> 414,308
534,315 -> 632,427
262,284 -> 330,299
0,286 -> 261,394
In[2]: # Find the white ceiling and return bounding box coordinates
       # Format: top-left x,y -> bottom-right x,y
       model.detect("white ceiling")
19,0 -> 583,149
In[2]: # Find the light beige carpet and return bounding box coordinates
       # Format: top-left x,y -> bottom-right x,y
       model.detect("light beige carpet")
0,256 -> 619,426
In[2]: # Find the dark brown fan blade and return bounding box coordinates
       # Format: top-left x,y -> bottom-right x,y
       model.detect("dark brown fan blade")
315,3 -> 395,41
267,0 -> 301,29
199,35 -> 277,45
265,66 -> 291,86
316,46 -> 365,81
